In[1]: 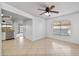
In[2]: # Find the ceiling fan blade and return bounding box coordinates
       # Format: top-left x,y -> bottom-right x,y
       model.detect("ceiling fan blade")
50,11 -> 59,13
40,12 -> 46,15
49,5 -> 55,9
38,9 -> 45,11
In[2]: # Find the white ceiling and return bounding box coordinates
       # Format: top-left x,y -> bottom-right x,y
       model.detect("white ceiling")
2,9 -> 31,22
6,2 -> 79,19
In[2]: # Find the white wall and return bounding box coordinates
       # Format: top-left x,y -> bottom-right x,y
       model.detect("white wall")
13,17 -> 46,41
13,21 -> 19,39
32,17 -> 46,41
13,16 -> 46,41
13,19 -> 32,40
24,20 -> 32,40
47,12 -> 79,44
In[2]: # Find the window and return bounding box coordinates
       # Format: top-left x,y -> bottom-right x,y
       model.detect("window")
53,20 -> 71,36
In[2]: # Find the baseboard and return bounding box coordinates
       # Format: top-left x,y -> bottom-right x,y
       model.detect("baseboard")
48,36 -> 79,45
32,37 -> 47,42
32,36 -> 79,45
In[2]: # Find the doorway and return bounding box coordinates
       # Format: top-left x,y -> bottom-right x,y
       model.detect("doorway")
1,9 -> 32,55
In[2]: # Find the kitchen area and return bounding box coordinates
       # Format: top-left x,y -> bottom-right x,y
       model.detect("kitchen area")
1,9 -> 14,40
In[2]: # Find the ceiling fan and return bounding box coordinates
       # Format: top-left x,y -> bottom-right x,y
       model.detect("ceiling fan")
38,5 -> 59,16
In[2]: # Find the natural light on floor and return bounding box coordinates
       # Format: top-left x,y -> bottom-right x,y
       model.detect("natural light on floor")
52,42 -> 71,55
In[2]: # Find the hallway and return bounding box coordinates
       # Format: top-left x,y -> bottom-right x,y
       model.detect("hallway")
2,38 -> 79,56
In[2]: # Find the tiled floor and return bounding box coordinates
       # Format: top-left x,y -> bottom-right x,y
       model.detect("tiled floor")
2,38 -> 79,56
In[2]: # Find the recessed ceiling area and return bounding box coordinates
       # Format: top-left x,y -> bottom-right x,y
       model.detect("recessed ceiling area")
5,2 -> 79,19
1,9 -> 31,22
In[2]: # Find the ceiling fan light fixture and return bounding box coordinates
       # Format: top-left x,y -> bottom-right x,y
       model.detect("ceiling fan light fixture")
1,14 -> 4,16
45,12 -> 51,16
